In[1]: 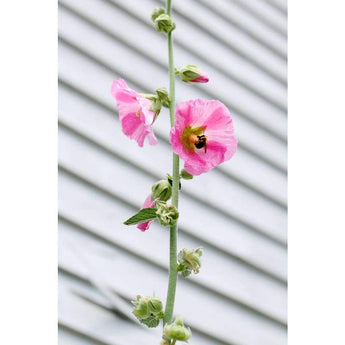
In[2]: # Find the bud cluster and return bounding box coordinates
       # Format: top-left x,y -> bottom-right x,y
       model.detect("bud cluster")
177,247 -> 203,277
132,295 -> 164,328
151,7 -> 176,34
163,316 -> 192,342
156,203 -> 179,226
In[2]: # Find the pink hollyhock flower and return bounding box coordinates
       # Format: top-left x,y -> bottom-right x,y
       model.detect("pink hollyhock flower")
111,79 -> 157,147
170,99 -> 237,175
137,195 -> 156,232
190,71 -> 209,83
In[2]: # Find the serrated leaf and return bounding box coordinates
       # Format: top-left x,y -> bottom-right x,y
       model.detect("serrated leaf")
123,208 -> 157,226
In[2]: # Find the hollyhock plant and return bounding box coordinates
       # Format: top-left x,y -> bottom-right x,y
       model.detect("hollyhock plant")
111,78 -> 157,147
170,99 -> 238,175
118,3 -> 239,342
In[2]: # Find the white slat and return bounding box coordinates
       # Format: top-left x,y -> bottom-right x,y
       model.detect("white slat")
233,0 -> 287,35
199,0 -> 287,58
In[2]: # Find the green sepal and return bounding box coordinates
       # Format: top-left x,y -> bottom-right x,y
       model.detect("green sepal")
155,199 -> 167,209
180,169 -> 193,180
151,7 -> 166,22
124,208 -> 157,225
141,316 -> 160,328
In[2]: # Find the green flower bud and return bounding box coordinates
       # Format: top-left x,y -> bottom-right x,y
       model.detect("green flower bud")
177,248 -> 203,277
151,7 -> 166,21
132,295 -> 164,328
155,87 -> 170,107
156,87 -> 169,102
178,64 -> 201,82
163,316 -> 192,342
156,204 -> 179,226
180,169 -> 193,180
154,14 -> 176,34
152,180 -> 172,202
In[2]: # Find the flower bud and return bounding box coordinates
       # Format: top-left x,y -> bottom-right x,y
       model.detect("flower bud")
154,14 -> 176,34
180,169 -> 193,180
152,180 -> 172,202
177,248 -> 203,277
151,7 -> 166,21
156,204 -> 179,226
132,295 -> 164,328
163,316 -> 192,342
178,65 -> 209,83
156,87 -> 170,106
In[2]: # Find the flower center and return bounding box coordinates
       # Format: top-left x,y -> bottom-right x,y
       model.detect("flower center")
181,126 -> 207,152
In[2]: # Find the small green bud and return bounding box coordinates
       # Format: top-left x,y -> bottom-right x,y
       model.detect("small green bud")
152,180 -> 172,202
156,87 -> 169,102
156,204 -> 179,226
163,316 -> 192,342
132,295 -> 164,328
151,7 -> 166,21
177,248 -> 203,277
180,169 -> 193,180
154,14 -> 176,34
178,64 -> 201,82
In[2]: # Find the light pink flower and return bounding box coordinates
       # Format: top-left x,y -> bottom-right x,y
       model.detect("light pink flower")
170,99 -> 237,175
111,79 -> 157,147
190,71 -> 209,83
137,195 -> 156,232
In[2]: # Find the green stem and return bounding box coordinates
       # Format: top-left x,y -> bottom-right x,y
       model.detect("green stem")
164,0 -> 180,326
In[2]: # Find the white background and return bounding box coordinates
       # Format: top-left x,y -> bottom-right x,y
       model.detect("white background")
0,1 -> 345,344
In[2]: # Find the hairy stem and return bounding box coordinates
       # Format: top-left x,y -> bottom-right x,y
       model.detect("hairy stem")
164,0 -> 180,326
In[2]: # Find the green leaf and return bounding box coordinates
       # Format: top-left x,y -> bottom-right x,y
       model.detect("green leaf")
123,208 -> 157,226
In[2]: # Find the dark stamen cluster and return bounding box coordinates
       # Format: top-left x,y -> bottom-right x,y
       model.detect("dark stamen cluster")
194,135 -> 207,149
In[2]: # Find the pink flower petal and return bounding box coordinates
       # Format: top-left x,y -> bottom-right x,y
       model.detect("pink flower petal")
111,78 -> 157,147
190,71 -> 209,83
136,195 -> 156,232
